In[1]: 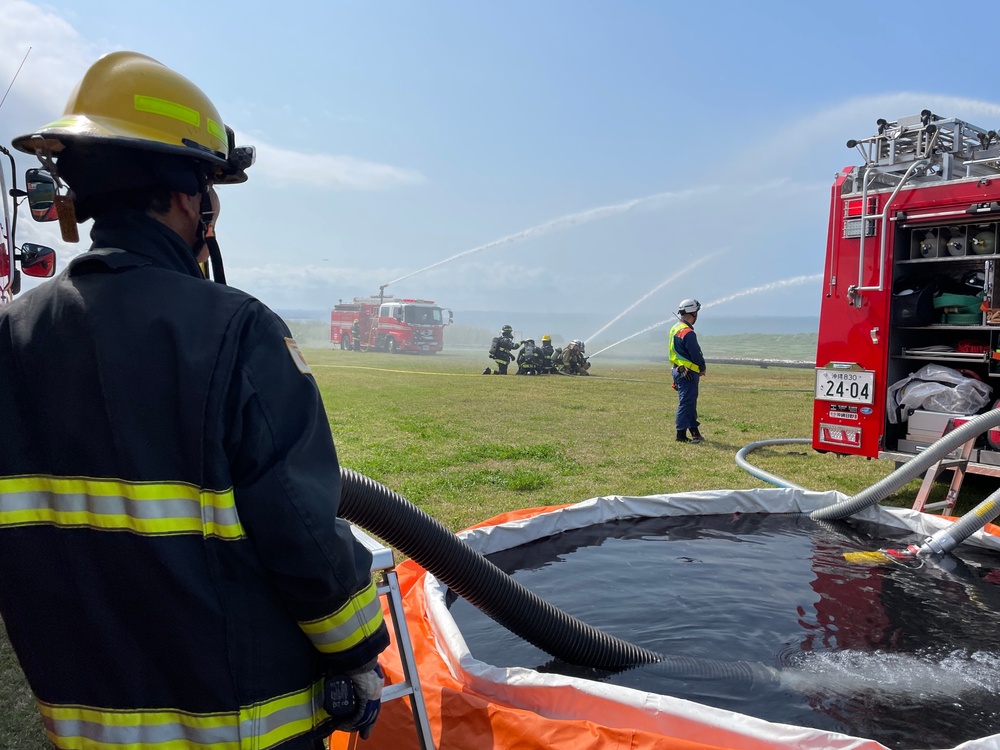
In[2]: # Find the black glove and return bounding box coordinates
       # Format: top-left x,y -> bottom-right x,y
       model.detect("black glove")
324,661 -> 384,740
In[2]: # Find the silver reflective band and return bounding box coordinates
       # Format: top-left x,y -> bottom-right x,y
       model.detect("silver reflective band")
0,476 -> 244,539
38,680 -> 324,749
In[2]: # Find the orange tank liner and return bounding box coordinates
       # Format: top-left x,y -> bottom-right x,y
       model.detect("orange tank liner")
331,505 -> 1000,750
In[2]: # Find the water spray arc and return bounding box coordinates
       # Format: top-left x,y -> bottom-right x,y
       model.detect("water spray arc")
700,273 -> 823,311
380,186 -> 718,290
588,274 -> 823,358
585,251 -> 723,344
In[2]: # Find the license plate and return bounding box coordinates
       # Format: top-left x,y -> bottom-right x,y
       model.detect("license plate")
815,369 -> 875,404
422,345 -> 429,351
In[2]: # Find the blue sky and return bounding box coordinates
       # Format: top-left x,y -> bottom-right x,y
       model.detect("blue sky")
3,0 -> 1000,333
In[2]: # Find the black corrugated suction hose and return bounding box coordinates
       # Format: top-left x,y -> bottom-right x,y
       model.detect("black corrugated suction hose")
340,468 -> 777,683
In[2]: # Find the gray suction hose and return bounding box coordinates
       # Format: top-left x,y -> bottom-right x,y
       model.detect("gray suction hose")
735,438 -> 811,490
916,487 -> 1000,556
811,409 -> 1000,522
339,468 -> 778,684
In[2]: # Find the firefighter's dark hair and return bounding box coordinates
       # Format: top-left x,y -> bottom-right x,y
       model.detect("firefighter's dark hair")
75,186 -> 174,221
54,142 -> 207,221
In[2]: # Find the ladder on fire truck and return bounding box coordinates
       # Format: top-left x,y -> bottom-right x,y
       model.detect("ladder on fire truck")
909,435 -> 979,515
350,526 -> 435,749
843,112 -> 1000,306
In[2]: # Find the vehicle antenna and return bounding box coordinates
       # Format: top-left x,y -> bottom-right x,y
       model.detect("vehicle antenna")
0,47 -> 32,112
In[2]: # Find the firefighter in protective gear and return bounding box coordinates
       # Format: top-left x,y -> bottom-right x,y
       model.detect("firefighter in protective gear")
351,318 -> 361,351
2,51 -> 389,750
485,324 -> 520,374
669,298 -> 706,443
560,339 -> 591,375
516,338 -> 543,375
539,334 -> 557,373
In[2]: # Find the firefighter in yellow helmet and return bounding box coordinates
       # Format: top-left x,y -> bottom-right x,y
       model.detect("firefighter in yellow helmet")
539,333 -> 558,374
1,52 -> 388,750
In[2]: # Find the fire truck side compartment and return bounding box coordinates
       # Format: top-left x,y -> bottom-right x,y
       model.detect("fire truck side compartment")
814,113 -> 1000,467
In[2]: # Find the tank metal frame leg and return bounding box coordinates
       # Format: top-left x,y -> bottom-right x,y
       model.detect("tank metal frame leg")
351,526 -> 435,750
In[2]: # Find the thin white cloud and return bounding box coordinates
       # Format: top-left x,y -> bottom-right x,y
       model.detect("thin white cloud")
737,93 -> 1000,179
238,134 -> 426,190
0,2 -> 98,128
230,258 -> 543,292
1,3 -> 425,194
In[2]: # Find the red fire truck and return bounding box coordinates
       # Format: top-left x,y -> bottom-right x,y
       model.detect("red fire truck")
330,294 -> 453,354
813,111 -> 1000,466
0,158 -> 58,302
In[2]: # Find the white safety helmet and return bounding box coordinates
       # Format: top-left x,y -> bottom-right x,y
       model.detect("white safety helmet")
677,299 -> 701,315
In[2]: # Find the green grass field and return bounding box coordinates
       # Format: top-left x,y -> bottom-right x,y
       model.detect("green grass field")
1,339 -> 988,747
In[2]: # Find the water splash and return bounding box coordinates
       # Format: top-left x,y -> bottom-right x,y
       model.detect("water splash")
780,649 -> 1000,698
384,186 -> 718,287
585,251 -> 724,344
588,274 -> 822,358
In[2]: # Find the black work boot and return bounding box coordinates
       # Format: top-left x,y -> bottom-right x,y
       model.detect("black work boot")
689,427 -> 704,444
676,430 -> 689,443
482,367 -> 491,375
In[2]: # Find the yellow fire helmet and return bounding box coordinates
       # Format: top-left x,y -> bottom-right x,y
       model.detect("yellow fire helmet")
541,334 -> 551,341
13,51 -> 228,168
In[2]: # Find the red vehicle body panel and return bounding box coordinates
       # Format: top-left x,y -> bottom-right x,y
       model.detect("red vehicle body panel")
330,297 -> 449,354
814,158 -> 1000,458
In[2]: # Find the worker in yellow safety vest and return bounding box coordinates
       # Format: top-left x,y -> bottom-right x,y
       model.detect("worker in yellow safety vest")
0,51 -> 389,749
668,298 -> 707,443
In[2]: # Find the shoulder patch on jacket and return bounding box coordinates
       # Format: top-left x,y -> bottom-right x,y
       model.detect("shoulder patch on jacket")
284,337 -> 312,374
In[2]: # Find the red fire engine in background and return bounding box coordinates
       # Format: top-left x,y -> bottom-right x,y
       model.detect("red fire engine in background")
330,294 -> 453,354
813,111 -> 1000,467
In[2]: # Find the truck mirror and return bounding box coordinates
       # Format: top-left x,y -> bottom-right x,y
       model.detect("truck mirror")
19,243 -> 56,278
24,169 -> 59,223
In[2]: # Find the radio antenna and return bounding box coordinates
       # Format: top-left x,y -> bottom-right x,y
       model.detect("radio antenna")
0,47 -> 32,112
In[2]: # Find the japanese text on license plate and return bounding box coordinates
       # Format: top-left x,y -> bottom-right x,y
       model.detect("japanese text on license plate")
815,369 -> 874,405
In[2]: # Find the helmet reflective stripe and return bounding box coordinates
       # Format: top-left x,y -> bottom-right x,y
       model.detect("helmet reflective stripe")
135,95 -> 199,127
0,475 -> 244,539
134,95 -> 226,143
37,679 -> 324,747
299,580 -> 385,653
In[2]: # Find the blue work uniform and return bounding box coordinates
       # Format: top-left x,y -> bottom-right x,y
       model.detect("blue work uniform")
668,320 -> 706,431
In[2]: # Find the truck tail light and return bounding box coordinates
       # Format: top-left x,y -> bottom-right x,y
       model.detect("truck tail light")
819,423 -> 862,447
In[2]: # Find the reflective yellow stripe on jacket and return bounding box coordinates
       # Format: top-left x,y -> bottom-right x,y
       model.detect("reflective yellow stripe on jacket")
37,679 -> 325,749
299,580 -> 385,654
668,322 -> 701,373
0,475 -> 244,539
